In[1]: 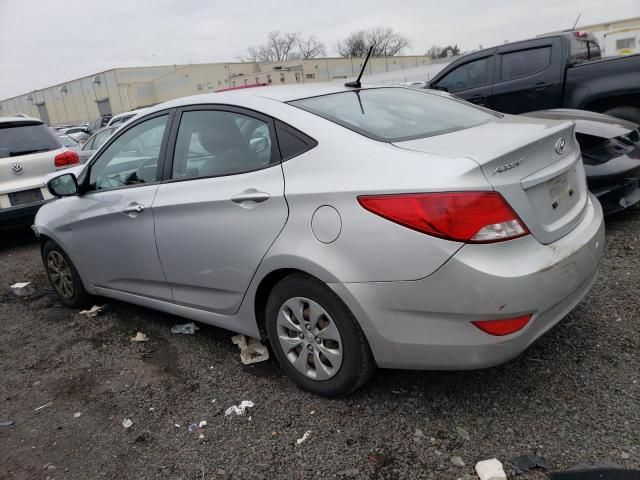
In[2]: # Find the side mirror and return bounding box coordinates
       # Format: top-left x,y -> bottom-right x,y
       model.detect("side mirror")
47,173 -> 78,197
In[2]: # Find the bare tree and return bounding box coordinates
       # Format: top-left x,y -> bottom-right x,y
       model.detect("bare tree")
337,27 -> 410,57
297,34 -> 326,59
246,31 -> 298,62
426,44 -> 461,59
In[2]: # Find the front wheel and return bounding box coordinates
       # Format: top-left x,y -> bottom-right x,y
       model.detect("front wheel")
265,274 -> 375,397
42,240 -> 92,308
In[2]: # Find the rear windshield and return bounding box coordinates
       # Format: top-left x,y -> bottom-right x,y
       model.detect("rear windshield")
569,36 -> 602,64
0,122 -> 61,159
290,88 -> 498,142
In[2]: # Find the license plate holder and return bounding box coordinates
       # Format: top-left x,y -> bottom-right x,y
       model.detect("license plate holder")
547,171 -> 573,208
8,188 -> 44,207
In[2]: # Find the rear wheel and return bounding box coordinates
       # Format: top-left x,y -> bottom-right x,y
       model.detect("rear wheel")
265,274 -> 375,397
42,240 -> 91,308
604,106 -> 640,125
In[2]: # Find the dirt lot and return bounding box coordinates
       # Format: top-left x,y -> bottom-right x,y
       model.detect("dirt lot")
0,207 -> 639,480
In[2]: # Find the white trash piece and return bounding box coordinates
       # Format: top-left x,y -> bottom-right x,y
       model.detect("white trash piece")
224,400 -> 254,416
171,322 -> 199,335
296,430 -> 312,445
130,332 -> 149,342
122,418 -> 133,428
475,459 -> 507,480
79,305 -> 107,318
231,335 -> 270,365
10,282 -> 35,297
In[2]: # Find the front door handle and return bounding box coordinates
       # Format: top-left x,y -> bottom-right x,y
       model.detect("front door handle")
533,82 -> 552,90
231,189 -> 270,206
122,204 -> 145,214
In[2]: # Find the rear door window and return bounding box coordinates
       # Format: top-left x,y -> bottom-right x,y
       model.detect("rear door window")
291,88 -> 498,142
0,122 -> 61,159
499,47 -> 551,81
275,120 -> 317,160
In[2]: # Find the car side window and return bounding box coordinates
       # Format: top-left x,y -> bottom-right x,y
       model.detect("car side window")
171,110 -> 275,179
82,136 -> 95,151
436,57 -> 490,92
275,120 -> 317,160
88,115 -> 168,192
499,46 -> 551,81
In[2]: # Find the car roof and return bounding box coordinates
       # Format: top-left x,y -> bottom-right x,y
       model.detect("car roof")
0,116 -> 44,125
142,84 -> 399,116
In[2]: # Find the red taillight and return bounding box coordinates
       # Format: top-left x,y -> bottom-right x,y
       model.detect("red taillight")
471,314 -> 533,336
357,192 -> 529,243
54,150 -> 80,167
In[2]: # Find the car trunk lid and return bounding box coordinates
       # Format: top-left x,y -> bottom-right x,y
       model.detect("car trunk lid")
0,148 -> 67,194
393,115 -> 588,244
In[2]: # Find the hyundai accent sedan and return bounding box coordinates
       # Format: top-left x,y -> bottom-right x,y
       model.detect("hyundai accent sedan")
34,85 -> 604,396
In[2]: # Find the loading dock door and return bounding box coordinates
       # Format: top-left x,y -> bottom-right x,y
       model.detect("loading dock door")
36,104 -> 51,125
96,99 -> 112,116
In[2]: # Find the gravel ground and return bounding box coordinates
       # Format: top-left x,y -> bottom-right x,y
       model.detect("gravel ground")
0,206 -> 639,480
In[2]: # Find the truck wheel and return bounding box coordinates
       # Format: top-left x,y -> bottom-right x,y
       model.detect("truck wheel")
604,106 -> 640,125
265,273 -> 376,397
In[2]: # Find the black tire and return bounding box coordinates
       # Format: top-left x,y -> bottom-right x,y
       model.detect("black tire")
42,240 -> 92,308
603,106 -> 640,125
265,273 -> 375,397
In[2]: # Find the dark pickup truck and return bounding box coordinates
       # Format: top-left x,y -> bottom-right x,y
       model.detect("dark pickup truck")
428,31 -> 640,123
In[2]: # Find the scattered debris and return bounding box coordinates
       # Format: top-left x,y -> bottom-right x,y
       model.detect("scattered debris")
215,469 -> 226,476
475,459 -> 507,480
0,420 -> 15,427
42,463 -> 56,471
413,428 -> 424,441
512,454 -> 549,471
79,305 -> 107,318
296,430 -> 312,445
621,452 -> 631,460
224,400 -> 254,416
73,412 -> 82,418
171,322 -> 199,335
310,410 -> 315,415
456,426 -> 471,441
451,456 -> 465,467
34,402 -> 52,411
198,420 -> 207,428
230,335 -> 270,365
174,424 -> 181,428
10,282 -> 35,296
198,434 -> 205,439
130,332 -> 149,342
188,423 -> 199,432
122,418 -> 133,428
368,453 -> 391,467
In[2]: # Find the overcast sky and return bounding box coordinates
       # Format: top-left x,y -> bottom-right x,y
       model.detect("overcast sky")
1,0 -> 638,99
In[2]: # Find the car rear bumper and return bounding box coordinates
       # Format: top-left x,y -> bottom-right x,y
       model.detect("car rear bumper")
0,199 -> 51,230
329,194 -> 604,369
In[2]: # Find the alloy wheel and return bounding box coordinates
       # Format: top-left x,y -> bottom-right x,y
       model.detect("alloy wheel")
276,296 -> 343,380
47,250 -> 74,299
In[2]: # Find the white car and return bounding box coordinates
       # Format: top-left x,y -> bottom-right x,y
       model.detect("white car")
0,116 -> 79,229
106,108 -> 149,128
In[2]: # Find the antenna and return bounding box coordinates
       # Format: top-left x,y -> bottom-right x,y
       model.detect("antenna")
345,45 -> 374,88
571,13 -> 581,31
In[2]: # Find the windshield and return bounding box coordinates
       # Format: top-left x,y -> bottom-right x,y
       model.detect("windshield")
0,122 -> 61,159
58,134 -> 78,147
290,88 -> 498,142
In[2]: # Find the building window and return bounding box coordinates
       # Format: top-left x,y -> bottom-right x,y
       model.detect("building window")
280,73 -> 285,83
305,73 -> 315,80
255,77 -> 259,84
295,72 -> 301,82
616,37 -> 635,50
267,75 -> 272,84
244,79 -> 248,85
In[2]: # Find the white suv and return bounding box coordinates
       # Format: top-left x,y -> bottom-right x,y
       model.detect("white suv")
0,116 -> 79,229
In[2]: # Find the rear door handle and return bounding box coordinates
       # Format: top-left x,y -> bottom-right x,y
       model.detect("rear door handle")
231,189 -> 270,207
122,203 -> 145,214
533,82 -> 552,90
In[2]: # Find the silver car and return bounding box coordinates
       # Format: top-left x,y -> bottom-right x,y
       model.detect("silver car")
34,85 -> 604,396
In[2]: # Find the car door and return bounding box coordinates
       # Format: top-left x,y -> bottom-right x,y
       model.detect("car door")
431,54 -> 495,107
152,106 -> 288,315
66,111 -> 174,299
490,38 -> 564,113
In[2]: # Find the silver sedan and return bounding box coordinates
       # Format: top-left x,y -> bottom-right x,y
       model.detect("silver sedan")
35,85 -> 604,396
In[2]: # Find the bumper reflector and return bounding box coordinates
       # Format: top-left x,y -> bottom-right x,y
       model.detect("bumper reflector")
472,314 -> 533,336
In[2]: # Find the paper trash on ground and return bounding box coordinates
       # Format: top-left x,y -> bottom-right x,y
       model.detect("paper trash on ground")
79,305 -> 107,318
231,335 -> 269,365
130,332 -> 149,342
10,282 -> 35,297
296,430 -> 312,445
224,401 -> 254,416
171,322 -> 199,335
475,458 -> 507,480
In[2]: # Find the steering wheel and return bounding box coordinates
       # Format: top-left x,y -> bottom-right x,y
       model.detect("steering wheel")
136,158 -> 158,183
